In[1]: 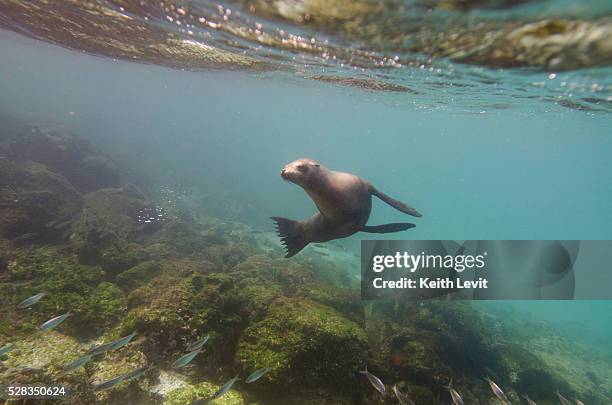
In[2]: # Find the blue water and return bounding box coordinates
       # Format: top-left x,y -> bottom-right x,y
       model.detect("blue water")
2,31 -> 611,243
1,0 -> 612,400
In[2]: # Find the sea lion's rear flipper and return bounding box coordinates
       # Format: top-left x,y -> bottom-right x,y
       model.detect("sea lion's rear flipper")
361,223 -> 416,233
271,217 -> 309,258
370,186 -> 422,217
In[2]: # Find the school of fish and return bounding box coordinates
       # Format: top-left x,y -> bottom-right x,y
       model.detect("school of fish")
2,292 -> 274,403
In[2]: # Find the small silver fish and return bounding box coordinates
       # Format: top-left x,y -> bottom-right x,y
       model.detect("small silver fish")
64,354 -> 92,371
444,379 -> 464,405
211,376 -> 240,399
556,391 -> 572,405
172,349 -> 201,369
0,343 -> 14,355
17,293 -> 45,309
93,375 -> 125,391
14,232 -> 36,241
89,341 -> 117,356
123,366 -> 148,381
575,400 -> 585,405
93,374 -> 126,391
392,384 -> 415,405
187,335 -> 209,352
110,332 -> 137,351
89,332 -> 136,356
53,220 -> 71,230
485,377 -> 508,402
40,313 -> 70,331
359,366 -> 386,395
523,394 -> 537,405
245,367 -> 271,383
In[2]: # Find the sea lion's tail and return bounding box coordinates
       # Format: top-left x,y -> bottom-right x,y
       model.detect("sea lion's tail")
271,217 -> 308,258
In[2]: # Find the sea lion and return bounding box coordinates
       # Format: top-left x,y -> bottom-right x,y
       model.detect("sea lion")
272,158 -> 422,257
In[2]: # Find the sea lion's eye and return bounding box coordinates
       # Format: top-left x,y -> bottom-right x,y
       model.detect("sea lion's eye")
297,165 -> 307,172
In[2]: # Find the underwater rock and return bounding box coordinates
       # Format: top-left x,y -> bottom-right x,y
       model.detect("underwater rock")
0,159 -> 83,241
116,260 -> 162,292
311,75 -> 418,93
383,328 -> 453,383
452,19 -> 612,70
0,0 -> 269,72
165,380 -> 247,405
90,348 -> 152,403
149,39 -> 267,71
228,254 -> 363,322
241,0 -> 394,29
415,0 -> 534,11
0,0 -> 610,75
362,301 -> 507,402
1,0 -> 609,75
147,212 -> 234,260
114,266 -> 200,361
0,242 -> 8,275
0,330 -> 97,403
9,126 -> 120,193
2,330 -> 81,372
200,243 -> 256,271
112,252 -> 367,400
362,299 -> 606,404
71,184 -> 155,273
243,0 -> 612,71
235,297 -> 367,394
0,109 -> 22,144
4,246 -> 126,337
148,370 -> 190,398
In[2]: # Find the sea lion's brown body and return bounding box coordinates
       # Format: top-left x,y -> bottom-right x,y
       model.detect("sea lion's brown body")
272,158 -> 422,257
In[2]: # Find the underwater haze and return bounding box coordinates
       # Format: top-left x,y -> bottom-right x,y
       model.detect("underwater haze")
1,0 -> 611,404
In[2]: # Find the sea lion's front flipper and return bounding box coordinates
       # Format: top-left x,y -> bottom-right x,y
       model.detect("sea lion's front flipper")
370,186 -> 422,217
271,217 -> 309,258
361,223 -> 415,233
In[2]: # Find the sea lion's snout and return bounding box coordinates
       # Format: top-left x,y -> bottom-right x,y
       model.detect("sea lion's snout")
280,158 -> 323,187
280,167 -> 291,181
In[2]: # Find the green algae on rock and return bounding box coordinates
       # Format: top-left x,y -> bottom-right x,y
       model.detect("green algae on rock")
165,380 -> 247,405
116,261 -> 162,292
1,245 -> 126,337
0,159 -> 83,240
0,331 -> 97,404
3,330 -> 82,374
90,348 -> 151,402
235,298 -> 367,393
71,185 -> 154,272
9,126 -> 120,193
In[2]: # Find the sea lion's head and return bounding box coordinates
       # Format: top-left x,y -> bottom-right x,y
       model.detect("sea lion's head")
281,158 -> 323,189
